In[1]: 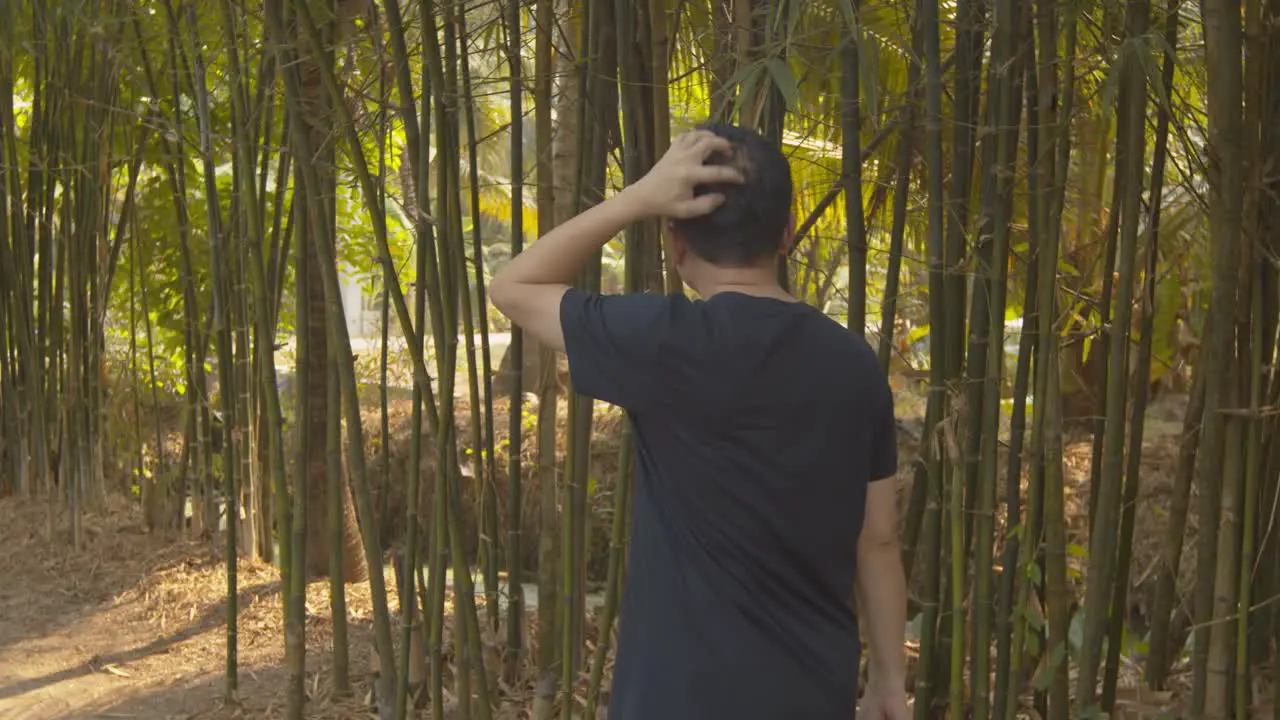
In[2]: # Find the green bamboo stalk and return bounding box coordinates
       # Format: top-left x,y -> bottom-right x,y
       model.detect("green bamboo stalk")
396,103 -> 429,720
992,12 -> 1040,713
376,4 -> 446,708
289,189 -> 312,720
876,91 -> 915,375
914,0 -> 950,711
447,5 -> 495,712
1040,322 -> 1070,720
1238,0 -> 1265,590
328,359 -> 350,695
127,180 -> 142,507
531,0 -> 561,714
1077,0 -> 1151,709
1043,6 -> 1078,718
0,261 -> 16,495
266,1 -> 399,713
502,0 -> 527,686
208,0 -> 302,705
0,41 -> 48,498
3,1 -> 44,501
375,4 -> 394,557
1085,155 -> 1124,530
160,0 -> 218,542
585,2 -> 652,712
1234,196 -> 1263,720
361,10 -> 412,716
136,227 -> 167,524
1206,406 -> 1245,716
1192,0 -> 1245,708
185,3 -> 238,695
971,0 -> 1023,710
842,0 -> 867,333
148,0 -> 207,541
947,434 -> 964,719
1007,1 -> 1077,715
454,6 -> 502,636
1101,1 -> 1177,704
414,7 -> 450,717
563,2 -> 595,709
434,5 -> 471,717
894,40 -> 928,584
1145,359 -> 1207,686
267,143 -> 294,333
415,12 -> 447,720
954,0 -> 992,570
1081,1 -> 1132,529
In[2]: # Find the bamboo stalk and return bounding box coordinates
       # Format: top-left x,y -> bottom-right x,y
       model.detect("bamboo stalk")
1101,1 -> 1177,704
455,5 -> 503,637
971,0 -> 1023,710
531,0 -> 560,714
502,0 -> 528,686
440,4 -> 493,715
913,0 -> 950,711
266,1 -> 400,712
1193,0 -> 1245,709
1077,0 -> 1150,708
1040,4 -> 1078,717
185,3 -> 239,695
842,0 -> 867,333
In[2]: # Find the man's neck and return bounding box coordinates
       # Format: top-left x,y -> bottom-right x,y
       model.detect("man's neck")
688,266 -> 796,303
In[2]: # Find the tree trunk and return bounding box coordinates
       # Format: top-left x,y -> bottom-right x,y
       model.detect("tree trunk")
298,0 -> 367,584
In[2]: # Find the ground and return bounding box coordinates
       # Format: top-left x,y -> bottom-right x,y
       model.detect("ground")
0,493 -> 370,719
0,389 -> 1247,719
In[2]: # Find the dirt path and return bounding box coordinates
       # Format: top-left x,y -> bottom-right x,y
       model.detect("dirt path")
0,393 -> 1204,719
0,587 -> 230,719
0,498 -> 212,718
0,495 -> 386,720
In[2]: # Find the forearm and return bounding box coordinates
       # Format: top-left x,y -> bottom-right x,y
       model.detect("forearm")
488,130 -> 736,351
857,540 -> 908,688
491,188 -> 647,290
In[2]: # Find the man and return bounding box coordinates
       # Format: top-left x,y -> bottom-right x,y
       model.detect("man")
490,124 -> 909,720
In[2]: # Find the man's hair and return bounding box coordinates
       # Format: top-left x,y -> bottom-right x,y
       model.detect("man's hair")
671,123 -> 793,267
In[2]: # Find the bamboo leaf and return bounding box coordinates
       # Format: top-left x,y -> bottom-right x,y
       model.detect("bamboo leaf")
765,57 -> 800,111
861,31 -> 880,123
1032,643 -> 1068,691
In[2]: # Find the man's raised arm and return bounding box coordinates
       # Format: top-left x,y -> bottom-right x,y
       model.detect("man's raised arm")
488,130 -> 741,352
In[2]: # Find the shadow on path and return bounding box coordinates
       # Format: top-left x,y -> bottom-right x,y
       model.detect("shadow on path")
0,580 -> 280,704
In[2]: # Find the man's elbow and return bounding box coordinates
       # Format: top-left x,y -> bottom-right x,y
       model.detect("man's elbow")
489,274 -> 515,317
859,526 -> 900,554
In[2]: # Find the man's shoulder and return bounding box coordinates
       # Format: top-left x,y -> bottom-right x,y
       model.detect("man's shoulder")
801,311 -> 882,361
565,287 -> 690,310
561,288 -> 690,327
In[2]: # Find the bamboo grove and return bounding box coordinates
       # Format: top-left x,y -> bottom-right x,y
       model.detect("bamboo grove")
0,0 -> 1278,718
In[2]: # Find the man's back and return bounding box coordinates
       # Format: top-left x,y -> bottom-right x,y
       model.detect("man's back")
559,288 -> 897,720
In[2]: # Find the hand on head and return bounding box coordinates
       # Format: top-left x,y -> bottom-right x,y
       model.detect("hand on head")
628,130 -> 745,219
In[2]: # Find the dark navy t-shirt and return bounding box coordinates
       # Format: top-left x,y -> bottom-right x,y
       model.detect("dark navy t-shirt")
559,288 -> 897,720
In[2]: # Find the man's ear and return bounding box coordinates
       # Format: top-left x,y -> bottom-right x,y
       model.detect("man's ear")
667,222 -> 690,266
779,211 -> 797,256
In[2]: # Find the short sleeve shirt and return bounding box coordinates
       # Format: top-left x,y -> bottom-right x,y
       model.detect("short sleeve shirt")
559,288 -> 897,720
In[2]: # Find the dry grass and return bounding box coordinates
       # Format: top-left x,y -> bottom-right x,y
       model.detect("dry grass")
0,486 -> 617,719
361,393 -> 626,578
2,389 -> 1265,719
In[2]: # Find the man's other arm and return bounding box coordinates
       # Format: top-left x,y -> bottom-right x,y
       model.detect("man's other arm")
857,476 -> 908,696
